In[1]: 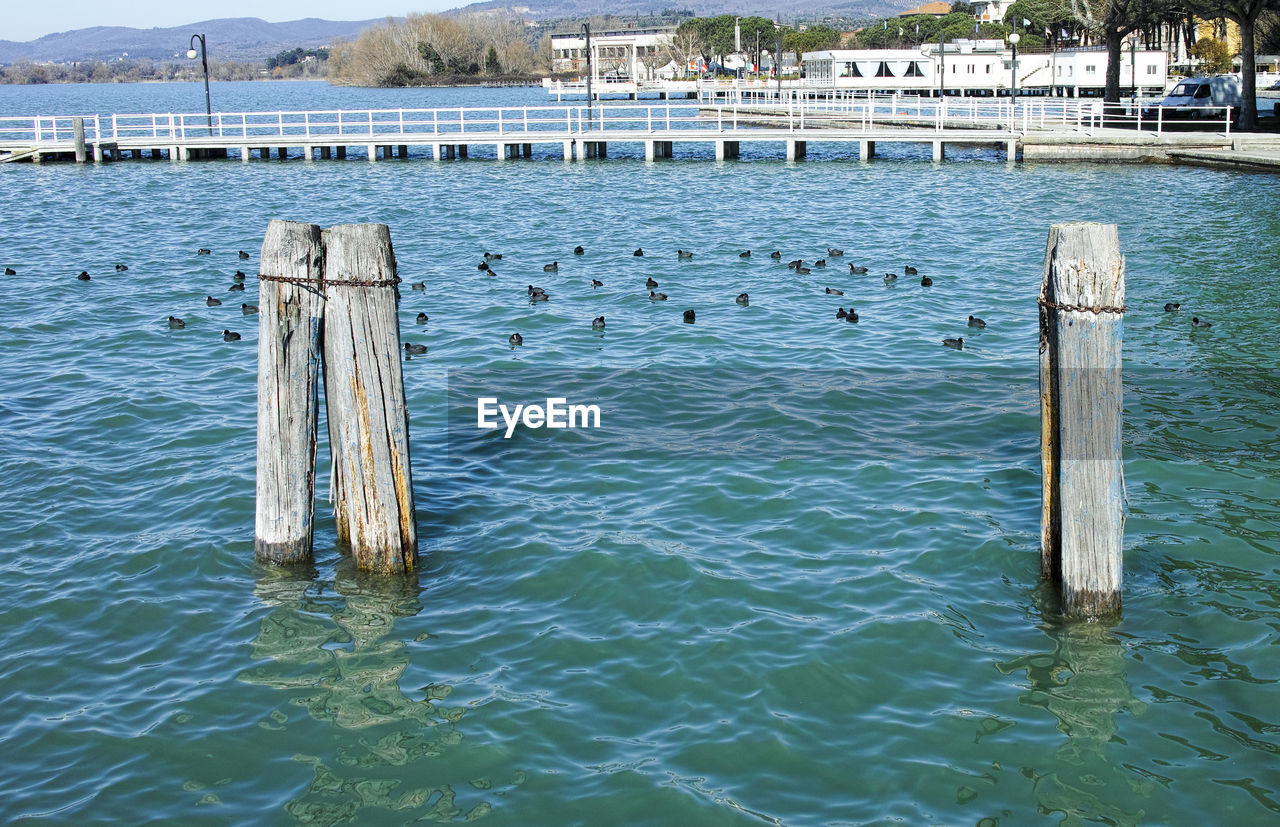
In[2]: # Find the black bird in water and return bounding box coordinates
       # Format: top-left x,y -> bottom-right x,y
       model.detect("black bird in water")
770,251 -> 782,259
115,264 -> 128,272
592,316 -> 606,330
242,303 -> 259,314
650,291 -> 668,301
223,329 -> 241,341
683,309 -> 696,323
238,251 -> 250,260
168,315 -> 186,329
1164,302 -> 1181,312
825,287 -> 844,295
814,259 -> 826,268
788,259 -> 803,269
485,252 -> 503,261
478,261 -> 490,272
850,265 -> 868,274
739,250 -> 751,258
846,309 -> 859,323
543,261 -> 558,272
943,337 -> 964,349
416,312 -> 429,324
736,292 -> 749,306
968,315 -> 986,328
77,271 -> 91,280
836,308 -> 848,320
1192,317 -> 1213,328
574,245 -> 585,255
920,275 -> 933,287
883,273 -> 898,283
633,248 -> 644,257
904,265 -> 918,275
233,271 -> 246,282
678,250 -> 694,260
206,296 -> 222,306
796,266 -> 811,275
828,248 -> 844,257
509,333 -> 523,346
228,282 -> 245,292
404,343 -> 427,355
197,248 -> 211,255
527,285 -> 547,297
410,281 -> 426,290
4,268 -> 15,275
645,277 -> 659,288
591,279 -> 604,288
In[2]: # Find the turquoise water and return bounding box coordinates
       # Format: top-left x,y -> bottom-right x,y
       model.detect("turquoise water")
2,82 -> 1280,825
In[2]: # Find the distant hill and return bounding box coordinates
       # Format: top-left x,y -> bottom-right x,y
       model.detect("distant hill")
0,17 -> 392,65
456,0 -> 910,25
0,2 -> 919,67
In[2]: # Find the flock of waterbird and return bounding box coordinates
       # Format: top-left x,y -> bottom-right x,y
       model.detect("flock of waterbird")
8,243 -> 1215,351
437,244 -> 986,352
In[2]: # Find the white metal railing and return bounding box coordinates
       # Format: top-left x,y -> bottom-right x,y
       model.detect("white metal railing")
0,100 -> 1239,147
0,115 -> 103,143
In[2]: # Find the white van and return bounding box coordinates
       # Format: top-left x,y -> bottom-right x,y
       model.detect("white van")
1148,76 -> 1242,122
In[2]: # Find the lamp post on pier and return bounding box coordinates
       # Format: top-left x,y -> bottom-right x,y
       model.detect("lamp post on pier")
1008,31 -> 1021,100
187,33 -> 212,136
581,23 -> 593,130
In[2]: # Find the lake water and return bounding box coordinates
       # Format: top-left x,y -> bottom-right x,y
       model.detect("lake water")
2,80 -> 1279,825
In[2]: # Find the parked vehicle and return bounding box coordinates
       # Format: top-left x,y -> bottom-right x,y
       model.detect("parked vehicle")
1145,76 -> 1242,123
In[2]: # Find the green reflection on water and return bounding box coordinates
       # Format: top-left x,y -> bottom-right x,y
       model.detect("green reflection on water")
240,564 -> 502,824
999,623 -> 1151,825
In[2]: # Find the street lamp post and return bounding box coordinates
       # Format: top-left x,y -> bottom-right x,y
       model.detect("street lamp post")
581,23 -> 592,130
187,33 -> 212,136
775,27 -> 783,102
1008,31 -> 1021,100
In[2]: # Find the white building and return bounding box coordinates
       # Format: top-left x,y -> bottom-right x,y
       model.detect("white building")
971,0 -> 1015,24
804,40 -> 1168,96
550,26 -> 677,83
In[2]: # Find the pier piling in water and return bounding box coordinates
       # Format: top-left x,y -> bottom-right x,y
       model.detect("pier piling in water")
1038,222 -> 1125,620
254,220 -> 326,564
253,220 -> 418,573
320,224 -> 418,575
73,118 -> 86,164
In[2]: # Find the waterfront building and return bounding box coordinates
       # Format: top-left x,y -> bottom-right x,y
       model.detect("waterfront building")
550,25 -> 678,83
804,40 -> 1169,97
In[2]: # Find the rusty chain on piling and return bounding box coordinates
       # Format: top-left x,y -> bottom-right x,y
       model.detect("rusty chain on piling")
1037,297 -> 1127,315
258,273 -> 402,288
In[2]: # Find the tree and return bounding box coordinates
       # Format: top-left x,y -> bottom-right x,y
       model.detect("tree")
1067,0 -> 1164,102
1189,0 -> 1280,129
665,27 -> 705,76
1190,35 -> 1233,71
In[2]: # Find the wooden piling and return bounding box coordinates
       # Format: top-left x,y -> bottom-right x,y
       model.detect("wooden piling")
254,220 -> 327,564
1039,222 -> 1125,620
321,223 -> 418,574
73,117 -> 86,164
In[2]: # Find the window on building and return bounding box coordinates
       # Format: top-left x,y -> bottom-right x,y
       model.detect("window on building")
1085,64 -> 1096,73
1147,64 -> 1157,74
904,62 -> 925,77
875,61 -> 895,77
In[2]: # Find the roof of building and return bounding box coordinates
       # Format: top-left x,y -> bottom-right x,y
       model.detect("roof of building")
898,1 -> 953,16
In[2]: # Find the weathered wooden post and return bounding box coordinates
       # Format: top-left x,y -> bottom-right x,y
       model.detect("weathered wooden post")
1039,222 -> 1125,620
254,220 -> 326,564
321,223 -> 418,574
73,117 -> 87,164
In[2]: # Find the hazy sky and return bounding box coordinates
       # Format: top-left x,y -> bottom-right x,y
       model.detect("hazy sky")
7,1 -> 459,43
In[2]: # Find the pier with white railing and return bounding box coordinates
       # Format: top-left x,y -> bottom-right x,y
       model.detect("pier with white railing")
0,98 -> 1254,166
